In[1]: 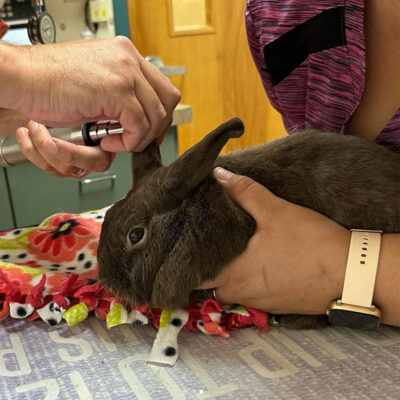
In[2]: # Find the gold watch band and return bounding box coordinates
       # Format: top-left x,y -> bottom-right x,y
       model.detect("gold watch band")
341,229 -> 382,308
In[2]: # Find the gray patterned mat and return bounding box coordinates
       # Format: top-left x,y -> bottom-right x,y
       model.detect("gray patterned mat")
1,317 -> 400,399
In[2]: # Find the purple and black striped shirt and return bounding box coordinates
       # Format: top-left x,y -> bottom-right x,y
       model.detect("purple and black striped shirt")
245,0 -> 400,151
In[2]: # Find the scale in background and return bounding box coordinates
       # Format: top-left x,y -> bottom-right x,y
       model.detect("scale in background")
1,0 -> 32,27
1,0 -> 32,44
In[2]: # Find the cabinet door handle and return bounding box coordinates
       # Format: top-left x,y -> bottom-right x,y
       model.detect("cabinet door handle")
80,174 -> 117,185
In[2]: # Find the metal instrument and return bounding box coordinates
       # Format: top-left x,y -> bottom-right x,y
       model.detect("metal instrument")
0,121 -> 123,167
27,0 -> 56,44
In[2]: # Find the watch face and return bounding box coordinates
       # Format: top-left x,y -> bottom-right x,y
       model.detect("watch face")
38,12 -> 56,44
329,309 -> 380,330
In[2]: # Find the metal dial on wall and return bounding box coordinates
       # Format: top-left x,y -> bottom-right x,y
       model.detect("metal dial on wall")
38,11 -> 55,43
28,11 -> 56,44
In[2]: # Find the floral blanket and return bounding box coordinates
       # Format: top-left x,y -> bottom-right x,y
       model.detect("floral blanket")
0,208 -> 267,366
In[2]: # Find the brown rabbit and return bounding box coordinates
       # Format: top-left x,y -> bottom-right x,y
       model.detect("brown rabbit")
97,118 -> 400,329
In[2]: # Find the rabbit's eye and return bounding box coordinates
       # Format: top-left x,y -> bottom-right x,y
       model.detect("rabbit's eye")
127,227 -> 145,246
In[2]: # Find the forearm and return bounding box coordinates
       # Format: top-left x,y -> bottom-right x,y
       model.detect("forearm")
373,234 -> 400,326
0,43 -> 30,111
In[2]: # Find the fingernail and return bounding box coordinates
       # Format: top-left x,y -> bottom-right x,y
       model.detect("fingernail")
43,139 -> 58,155
214,167 -> 234,181
16,128 -> 28,140
30,122 -> 39,133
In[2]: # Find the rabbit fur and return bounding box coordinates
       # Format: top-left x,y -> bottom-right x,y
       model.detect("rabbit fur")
97,118 -> 400,329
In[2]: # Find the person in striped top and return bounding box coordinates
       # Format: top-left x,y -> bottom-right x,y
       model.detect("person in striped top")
246,0 -> 399,151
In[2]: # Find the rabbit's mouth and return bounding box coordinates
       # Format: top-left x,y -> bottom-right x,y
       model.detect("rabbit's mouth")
98,269 -> 132,302
98,278 -> 122,298
101,280 -> 137,304
99,272 -> 153,306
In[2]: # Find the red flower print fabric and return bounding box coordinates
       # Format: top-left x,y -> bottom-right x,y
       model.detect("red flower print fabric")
0,208 -> 267,365
28,213 -> 101,263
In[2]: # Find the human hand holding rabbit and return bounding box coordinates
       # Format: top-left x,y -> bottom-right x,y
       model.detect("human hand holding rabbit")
199,168 -> 400,328
198,168 -> 350,315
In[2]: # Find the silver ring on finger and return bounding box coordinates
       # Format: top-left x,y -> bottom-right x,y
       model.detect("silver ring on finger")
72,168 -> 87,178
211,288 -> 218,302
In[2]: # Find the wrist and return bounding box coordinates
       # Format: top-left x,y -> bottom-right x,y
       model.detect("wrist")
0,43 -> 32,111
317,226 -> 350,311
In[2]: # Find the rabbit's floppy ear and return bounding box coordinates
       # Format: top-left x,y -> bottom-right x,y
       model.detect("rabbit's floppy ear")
131,142 -> 162,185
150,228 -> 202,308
163,118 -> 244,199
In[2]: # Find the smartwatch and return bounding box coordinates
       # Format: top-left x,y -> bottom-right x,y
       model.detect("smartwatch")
326,229 -> 382,330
